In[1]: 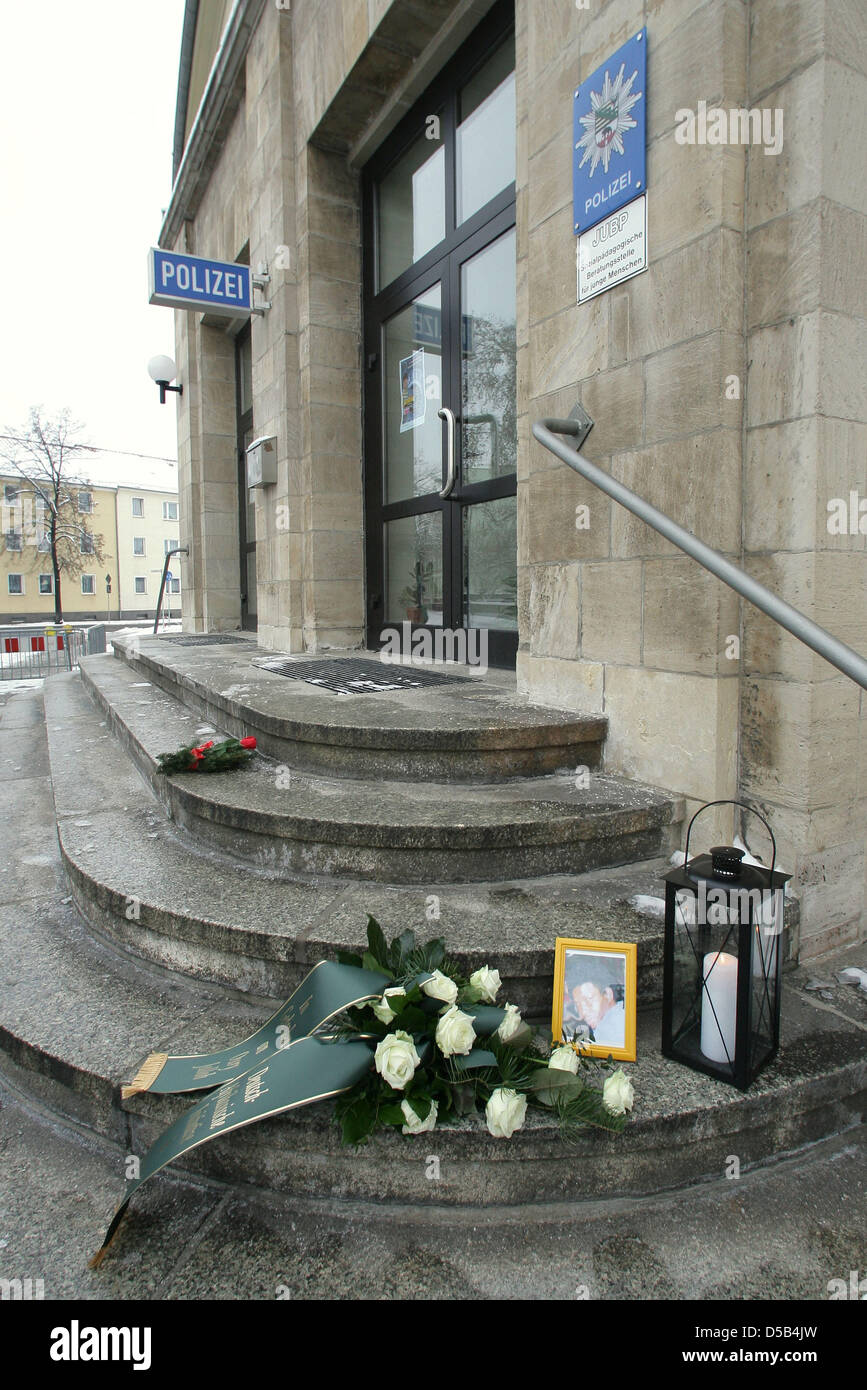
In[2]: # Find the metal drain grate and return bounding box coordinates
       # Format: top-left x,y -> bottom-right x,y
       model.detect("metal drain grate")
259,657 -> 471,695
159,634 -> 251,647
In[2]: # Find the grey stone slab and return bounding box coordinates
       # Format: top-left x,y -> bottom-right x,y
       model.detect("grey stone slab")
71,657 -> 679,882
0,892 -> 264,1137
42,665 -> 670,1001
788,942 -> 867,1030
114,995 -> 866,1206
2,1080 -> 864,1301
0,725 -> 49,780
301,872 -> 670,1013
0,689 -> 44,728
0,770 -> 65,907
102,639 -> 607,779
0,1085 -> 224,1300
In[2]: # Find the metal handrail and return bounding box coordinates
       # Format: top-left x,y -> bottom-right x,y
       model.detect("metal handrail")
532,417 -> 867,692
153,547 -> 188,635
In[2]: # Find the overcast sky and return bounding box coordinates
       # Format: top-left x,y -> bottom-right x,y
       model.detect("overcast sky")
0,1 -> 185,480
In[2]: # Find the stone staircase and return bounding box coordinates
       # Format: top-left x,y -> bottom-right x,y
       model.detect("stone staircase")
1,636 -> 865,1241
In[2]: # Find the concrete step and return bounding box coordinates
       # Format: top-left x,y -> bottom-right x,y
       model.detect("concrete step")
3,684 -> 860,1214
3,1076 -> 866,1300
107,632 -> 608,781
74,657 -> 682,883
1,875 -> 863,1208
46,667 -> 680,1008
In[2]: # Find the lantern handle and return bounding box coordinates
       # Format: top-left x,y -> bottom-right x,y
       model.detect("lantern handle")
682,799 -> 777,877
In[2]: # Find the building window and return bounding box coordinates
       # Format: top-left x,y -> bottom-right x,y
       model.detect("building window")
134,577 -> 147,594
4,484 -> 19,504
133,537 -> 145,556
81,574 -> 95,595
39,574 -> 53,594
5,530 -> 22,551
36,530 -> 50,553
169,578 -> 181,594
8,574 -> 23,594
164,538 -> 175,554
80,532 -> 94,554
162,500 -> 178,521
132,497 -> 144,517
78,491 -> 93,513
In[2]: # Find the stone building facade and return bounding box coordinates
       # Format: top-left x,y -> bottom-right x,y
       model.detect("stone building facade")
160,0 -> 867,957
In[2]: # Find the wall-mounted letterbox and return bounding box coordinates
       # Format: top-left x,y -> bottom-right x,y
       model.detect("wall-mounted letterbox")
246,435 -> 277,488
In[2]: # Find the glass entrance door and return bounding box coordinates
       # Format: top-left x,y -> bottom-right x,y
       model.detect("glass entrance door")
364,3 -> 517,667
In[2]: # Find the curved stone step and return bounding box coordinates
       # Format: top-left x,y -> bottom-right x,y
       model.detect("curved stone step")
107,633 -> 607,781
1,884 -> 862,1209
74,658 -> 681,883
46,667 -> 678,1008
3,684 -> 852,1212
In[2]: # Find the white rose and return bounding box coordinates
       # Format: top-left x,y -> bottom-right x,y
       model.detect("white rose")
496,1002 -> 523,1042
374,1030 -> 420,1091
485,1087 -> 528,1139
469,966 -> 501,1002
435,1004 -> 476,1058
421,969 -> 459,1005
371,987 -> 406,1024
548,1045 -> 579,1074
400,1098 -> 438,1135
603,1068 -> 635,1115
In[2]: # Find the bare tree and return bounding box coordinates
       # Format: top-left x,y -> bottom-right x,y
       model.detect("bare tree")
0,408 -> 105,623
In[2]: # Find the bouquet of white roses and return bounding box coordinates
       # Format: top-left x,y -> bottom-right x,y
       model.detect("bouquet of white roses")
331,918 -> 635,1145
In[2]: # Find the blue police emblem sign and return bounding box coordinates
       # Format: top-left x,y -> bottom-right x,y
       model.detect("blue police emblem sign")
573,30 -> 646,235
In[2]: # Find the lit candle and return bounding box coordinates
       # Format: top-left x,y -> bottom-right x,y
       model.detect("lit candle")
701,951 -> 738,1065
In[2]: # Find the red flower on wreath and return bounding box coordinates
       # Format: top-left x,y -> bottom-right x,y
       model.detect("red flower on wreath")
239,737 -> 257,749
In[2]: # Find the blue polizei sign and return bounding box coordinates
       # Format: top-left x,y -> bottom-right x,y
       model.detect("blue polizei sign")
573,29 -> 646,235
148,248 -> 252,317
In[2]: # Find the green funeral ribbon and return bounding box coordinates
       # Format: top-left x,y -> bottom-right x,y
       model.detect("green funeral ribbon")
121,961 -> 390,1098
91,1035 -> 377,1266
92,969 -> 511,1265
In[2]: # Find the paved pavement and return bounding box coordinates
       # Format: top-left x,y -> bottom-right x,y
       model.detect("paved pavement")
1,1076 -> 864,1301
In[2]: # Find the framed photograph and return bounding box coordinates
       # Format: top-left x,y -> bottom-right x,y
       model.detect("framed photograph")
551,938 -> 637,1062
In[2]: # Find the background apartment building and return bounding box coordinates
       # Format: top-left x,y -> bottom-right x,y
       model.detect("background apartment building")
0,461 -> 180,622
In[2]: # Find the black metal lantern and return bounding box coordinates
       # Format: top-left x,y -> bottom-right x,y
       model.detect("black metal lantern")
662,801 -> 791,1090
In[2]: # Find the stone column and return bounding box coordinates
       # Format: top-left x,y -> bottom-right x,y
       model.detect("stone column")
247,2 -> 301,651
741,0 -> 867,955
518,0 -> 747,847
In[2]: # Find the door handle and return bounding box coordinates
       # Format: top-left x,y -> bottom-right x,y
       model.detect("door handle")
438,407 -> 457,499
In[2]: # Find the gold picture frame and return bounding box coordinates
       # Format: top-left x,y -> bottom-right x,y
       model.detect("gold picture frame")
552,938 -> 637,1062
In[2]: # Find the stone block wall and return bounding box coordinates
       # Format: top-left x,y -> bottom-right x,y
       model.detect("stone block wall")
517,0 -> 748,853
166,0 -> 867,952
739,0 -> 867,956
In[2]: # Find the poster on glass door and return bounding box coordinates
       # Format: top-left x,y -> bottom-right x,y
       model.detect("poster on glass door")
399,349 -> 427,432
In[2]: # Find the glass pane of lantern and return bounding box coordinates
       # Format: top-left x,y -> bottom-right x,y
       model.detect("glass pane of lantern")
670,883 -> 742,1076
669,888 -> 703,1055
749,888 -> 782,1075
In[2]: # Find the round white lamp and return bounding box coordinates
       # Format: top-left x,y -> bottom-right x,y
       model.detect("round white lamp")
147,355 -> 183,404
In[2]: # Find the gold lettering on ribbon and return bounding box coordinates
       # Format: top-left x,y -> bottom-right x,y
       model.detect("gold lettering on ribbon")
243,1067 -> 270,1105
193,1062 -> 222,1081
210,1083 -> 239,1131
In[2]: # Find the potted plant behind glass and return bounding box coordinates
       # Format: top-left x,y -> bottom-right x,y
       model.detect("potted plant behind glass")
399,562 -> 427,623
